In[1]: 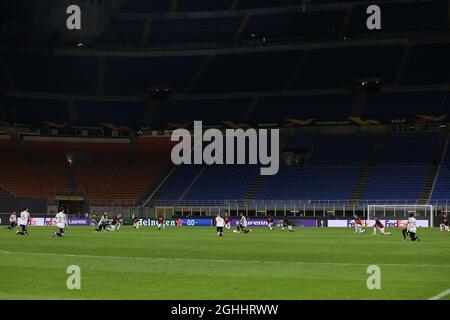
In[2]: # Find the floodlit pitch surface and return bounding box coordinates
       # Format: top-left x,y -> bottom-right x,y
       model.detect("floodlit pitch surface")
0,227 -> 449,300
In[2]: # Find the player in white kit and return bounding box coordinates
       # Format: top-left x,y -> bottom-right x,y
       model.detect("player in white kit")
53,208 -> 67,237
16,208 -> 30,236
407,212 -> 420,241
5,212 -> 17,230
215,214 -> 225,237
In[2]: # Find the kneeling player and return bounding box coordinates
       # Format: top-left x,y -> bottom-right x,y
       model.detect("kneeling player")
402,224 -> 409,240
440,214 -> 449,232
267,215 -> 274,230
407,212 -> 420,241
52,208 -> 67,237
157,215 -> 165,230
132,215 -> 139,229
373,218 -> 392,235
5,212 -> 17,230
215,214 -> 224,237
354,216 -> 366,234
234,214 -> 250,233
108,214 -> 122,232
94,213 -> 109,232
282,218 -> 293,232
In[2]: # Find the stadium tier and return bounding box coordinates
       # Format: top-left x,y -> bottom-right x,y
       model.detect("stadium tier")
155,132 -> 447,205
108,1 -> 447,46
0,136 -> 174,205
430,145 -> 450,203
2,44 -> 449,96
2,131 -> 447,208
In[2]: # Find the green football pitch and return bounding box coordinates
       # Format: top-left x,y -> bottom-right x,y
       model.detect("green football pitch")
0,226 -> 449,300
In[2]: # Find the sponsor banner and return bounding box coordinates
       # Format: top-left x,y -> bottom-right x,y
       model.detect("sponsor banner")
29,218 -> 45,226
138,218 -> 212,227
43,218 -> 94,226
138,218 -> 316,227
328,219 -> 429,228
230,219 -> 317,227
0,216 -> 94,227
180,218 -> 212,227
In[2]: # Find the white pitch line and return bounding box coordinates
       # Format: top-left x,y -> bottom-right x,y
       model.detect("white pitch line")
428,289 -> 450,300
0,249 -> 449,268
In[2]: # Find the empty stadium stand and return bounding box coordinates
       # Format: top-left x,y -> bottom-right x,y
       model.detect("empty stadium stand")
361,133 -> 441,201
0,135 -> 175,206
153,132 -> 447,205
431,137 -> 450,203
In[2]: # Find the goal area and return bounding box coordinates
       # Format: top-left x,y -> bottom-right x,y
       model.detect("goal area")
367,204 -> 434,226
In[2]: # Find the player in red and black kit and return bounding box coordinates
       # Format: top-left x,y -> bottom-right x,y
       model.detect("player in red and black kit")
373,218 -> 392,235
267,215 -> 274,230
110,214 -> 122,231
282,218 -> 293,232
354,216 -> 365,234
440,213 -> 449,232
157,215 -> 165,230
224,214 -> 231,230
132,215 -> 139,229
